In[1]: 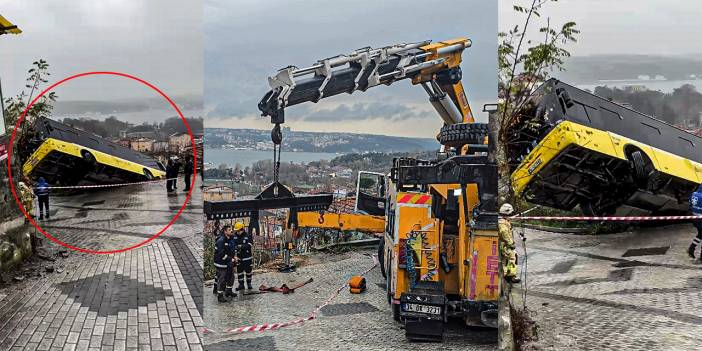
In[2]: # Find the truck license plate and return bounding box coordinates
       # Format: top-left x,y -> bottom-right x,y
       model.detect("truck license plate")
403,303 -> 441,315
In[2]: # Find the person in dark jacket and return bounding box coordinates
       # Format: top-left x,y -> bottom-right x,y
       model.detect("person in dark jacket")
172,157 -> 182,190
214,225 -> 237,302
166,159 -> 175,192
34,177 -> 51,220
183,158 -> 194,192
688,184 -> 702,260
235,222 -> 254,291
212,223 -> 223,295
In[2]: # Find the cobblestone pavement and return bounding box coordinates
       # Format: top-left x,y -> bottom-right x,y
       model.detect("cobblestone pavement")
0,179 -> 204,351
203,249 -> 497,351
511,224 -> 702,350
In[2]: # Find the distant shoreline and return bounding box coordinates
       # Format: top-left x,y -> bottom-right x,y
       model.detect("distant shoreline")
204,148 -> 341,168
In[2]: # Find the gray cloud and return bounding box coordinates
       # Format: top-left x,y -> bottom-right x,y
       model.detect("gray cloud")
204,0 -> 497,134
291,102 -> 422,122
0,1 -> 203,102
500,0 -> 702,57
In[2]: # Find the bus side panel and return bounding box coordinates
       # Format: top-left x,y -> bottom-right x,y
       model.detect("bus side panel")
511,123 -> 575,195
25,138 -> 165,180
622,139 -> 702,184
23,139 -> 60,176
89,145 -> 165,178
513,121 -> 702,195
466,232 -> 499,302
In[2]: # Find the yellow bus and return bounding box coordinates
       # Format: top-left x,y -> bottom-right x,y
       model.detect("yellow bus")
507,79 -> 702,216
23,117 -> 166,185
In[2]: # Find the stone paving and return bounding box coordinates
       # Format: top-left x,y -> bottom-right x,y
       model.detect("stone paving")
511,224 -> 702,350
0,178 -> 204,351
203,249 -> 497,351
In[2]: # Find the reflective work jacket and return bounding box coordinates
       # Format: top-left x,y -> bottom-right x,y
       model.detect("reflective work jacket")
235,234 -> 253,261
691,188 -> 702,215
214,234 -> 236,268
34,182 -> 50,197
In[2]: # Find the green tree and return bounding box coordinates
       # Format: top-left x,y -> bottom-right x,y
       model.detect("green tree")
4,60 -> 57,132
497,0 -> 579,203
3,60 -> 58,163
497,2 -> 579,349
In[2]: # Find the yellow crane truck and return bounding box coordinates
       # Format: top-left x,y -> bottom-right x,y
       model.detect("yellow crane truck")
256,37 -> 499,340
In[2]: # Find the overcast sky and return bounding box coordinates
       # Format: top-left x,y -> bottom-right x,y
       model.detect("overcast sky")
204,0 -> 497,138
500,0 -> 702,57
0,0 -> 202,122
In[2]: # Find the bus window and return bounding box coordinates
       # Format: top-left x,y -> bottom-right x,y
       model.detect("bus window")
678,136 -> 694,148
641,123 -> 662,135
600,107 -> 622,120
571,102 -> 591,123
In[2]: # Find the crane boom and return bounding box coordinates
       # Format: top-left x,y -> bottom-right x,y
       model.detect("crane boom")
258,38 -> 474,127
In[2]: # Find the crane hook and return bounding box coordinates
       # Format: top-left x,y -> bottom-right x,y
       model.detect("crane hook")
272,123 -> 283,145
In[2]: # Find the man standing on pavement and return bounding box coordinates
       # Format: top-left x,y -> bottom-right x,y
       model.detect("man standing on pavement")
166,159 -> 175,192
688,184 -> 702,260
34,177 -> 51,220
499,203 -> 520,283
172,157 -> 182,190
183,157 -> 194,192
235,222 -> 254,291
214,225 -> 238,302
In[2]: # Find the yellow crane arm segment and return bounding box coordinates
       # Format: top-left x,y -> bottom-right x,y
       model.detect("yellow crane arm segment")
294,211 -> 385,233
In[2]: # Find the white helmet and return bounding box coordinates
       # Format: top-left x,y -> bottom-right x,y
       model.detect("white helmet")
499,203 -> 514,216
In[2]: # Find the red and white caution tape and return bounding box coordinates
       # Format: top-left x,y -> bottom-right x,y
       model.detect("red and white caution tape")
202,255 -> 378,335
44,177 -> 178,190
509,215 -> 702,221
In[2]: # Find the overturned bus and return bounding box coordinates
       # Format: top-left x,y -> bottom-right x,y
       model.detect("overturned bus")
22,117 -> 166,185
507,78 -> 702,216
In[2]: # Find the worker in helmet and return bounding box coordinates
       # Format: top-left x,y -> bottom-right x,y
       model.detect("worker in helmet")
688,183 -> 702,260
234,222 -> 254,291
214,225 -> 237,302
498,203 -> 520,283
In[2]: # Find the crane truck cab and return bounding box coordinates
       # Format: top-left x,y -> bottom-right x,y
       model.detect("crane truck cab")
359,156 -> 499,341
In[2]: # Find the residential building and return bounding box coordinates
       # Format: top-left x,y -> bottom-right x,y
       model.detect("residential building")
130,138 -> 154,153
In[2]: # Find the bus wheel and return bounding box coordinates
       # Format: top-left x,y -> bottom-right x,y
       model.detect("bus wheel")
378,242 -> 386,279
630,150 -> 650,188
143,169 -> 154,180
81,151 -> 96,166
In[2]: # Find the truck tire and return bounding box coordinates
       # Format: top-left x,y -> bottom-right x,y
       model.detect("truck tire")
378,242 -> 386,279
437,123 -> 488,147
392,302 -> 401,321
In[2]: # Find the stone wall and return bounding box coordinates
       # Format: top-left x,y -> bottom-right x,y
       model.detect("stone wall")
0,135 -> 33,273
